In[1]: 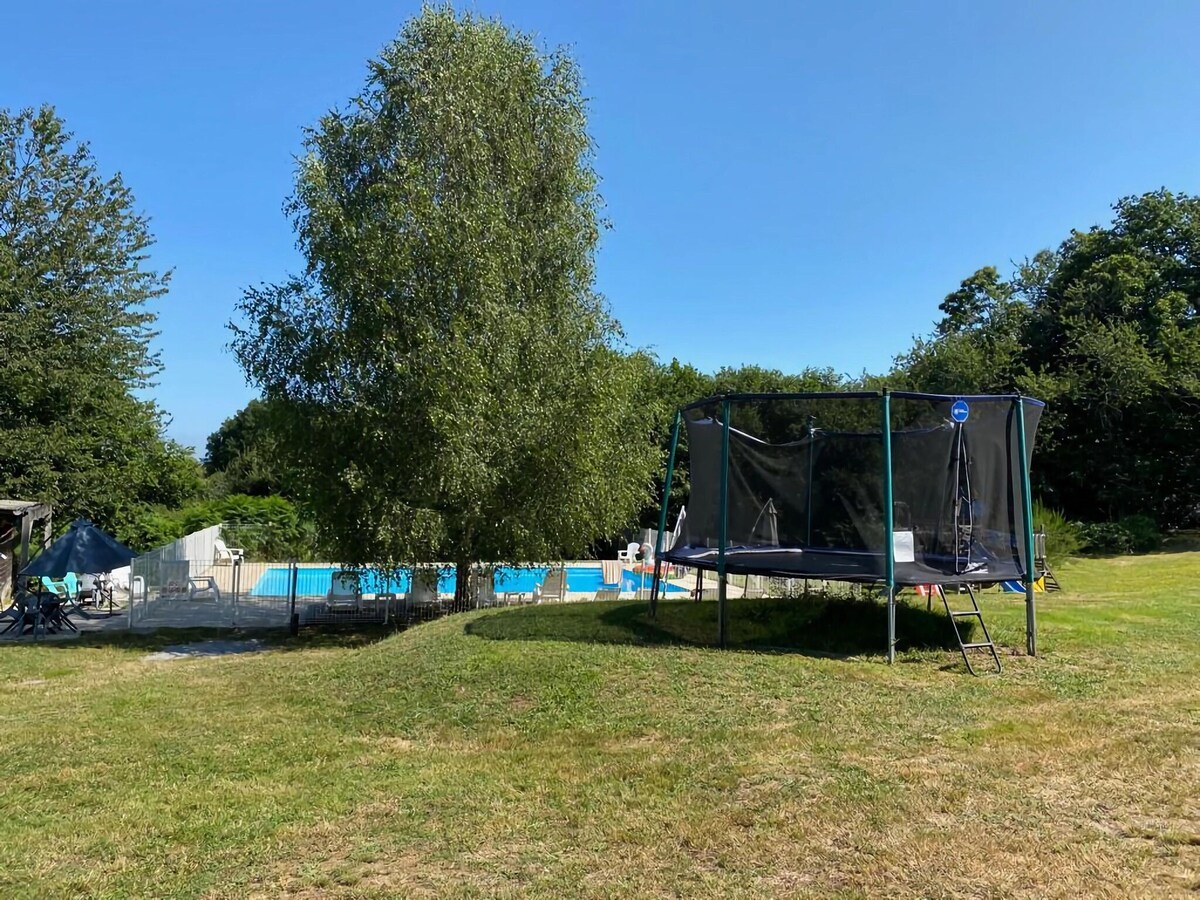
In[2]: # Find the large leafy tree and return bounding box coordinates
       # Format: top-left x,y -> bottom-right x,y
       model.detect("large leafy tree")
0,106 -> 201,535
232,8 -> 659,593
896,190 -> 1200,525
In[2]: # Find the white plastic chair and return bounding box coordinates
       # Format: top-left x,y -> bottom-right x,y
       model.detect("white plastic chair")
616,542 -> 641,564
214,538 -> 245,565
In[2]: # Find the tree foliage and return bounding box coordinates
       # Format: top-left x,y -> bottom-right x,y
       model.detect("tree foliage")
897,190 -> 1200,526
118,493 -> 316,559
203,399 -> 285,497
0,106 -> 202,534
232,8 -> 659,588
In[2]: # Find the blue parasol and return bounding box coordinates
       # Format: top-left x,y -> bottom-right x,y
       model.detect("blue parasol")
19,519 -> 137,578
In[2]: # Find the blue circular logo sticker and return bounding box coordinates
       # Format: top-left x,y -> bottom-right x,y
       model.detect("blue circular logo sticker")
950,399 -> 970,423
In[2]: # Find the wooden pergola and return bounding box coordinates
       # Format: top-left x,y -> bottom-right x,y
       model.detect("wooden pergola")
0,500 -> 53,603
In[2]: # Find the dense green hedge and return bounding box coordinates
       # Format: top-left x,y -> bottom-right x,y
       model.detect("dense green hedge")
118,495 -> 319,560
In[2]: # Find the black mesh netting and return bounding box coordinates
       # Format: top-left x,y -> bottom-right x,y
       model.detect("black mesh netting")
663,393 -> 1042,585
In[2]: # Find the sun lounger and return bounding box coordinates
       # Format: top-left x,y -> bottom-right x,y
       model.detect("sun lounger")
471,569 -> 498,608
534,567 -> 567,603
326,570 -> 361,611
409,568 -> 440,617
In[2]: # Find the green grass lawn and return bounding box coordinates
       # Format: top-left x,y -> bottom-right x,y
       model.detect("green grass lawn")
1,552 -> 1197,898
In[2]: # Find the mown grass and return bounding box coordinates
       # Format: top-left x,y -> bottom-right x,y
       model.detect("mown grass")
0,553 -> 1197,897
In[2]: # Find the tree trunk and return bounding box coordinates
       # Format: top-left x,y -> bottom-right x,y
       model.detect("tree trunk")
453,555 -> 474,613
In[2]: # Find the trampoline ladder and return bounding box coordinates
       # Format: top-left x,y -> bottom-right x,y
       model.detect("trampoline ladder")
938,584 -> 1001,676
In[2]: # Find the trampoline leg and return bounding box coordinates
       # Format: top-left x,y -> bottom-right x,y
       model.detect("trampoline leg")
718,572 -> 727,648
886,587 -> 896,664
1026,588 -> 1037,657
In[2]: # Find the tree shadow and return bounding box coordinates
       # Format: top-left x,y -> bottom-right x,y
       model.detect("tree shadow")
0,623 -> 398,654
465,595 -> 969,659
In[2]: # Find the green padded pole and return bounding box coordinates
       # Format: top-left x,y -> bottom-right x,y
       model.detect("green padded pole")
1015,395 -> 1038,656
718,398 -> 731,649
649,410 -> 682,619
881,390 -> 896,663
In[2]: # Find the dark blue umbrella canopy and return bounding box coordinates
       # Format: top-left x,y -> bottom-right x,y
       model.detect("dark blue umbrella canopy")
20,519 -> 137,578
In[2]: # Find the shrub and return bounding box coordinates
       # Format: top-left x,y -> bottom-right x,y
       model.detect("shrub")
1076,516 -> 1162,555
116,495 -> 319,560
1031,500 -> 1081,561
1076,521 -> 1133,555
1117,514 -> 1161,553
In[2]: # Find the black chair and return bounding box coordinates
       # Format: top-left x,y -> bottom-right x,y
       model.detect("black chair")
39,594 -> 78,635
0,594 -> 28,635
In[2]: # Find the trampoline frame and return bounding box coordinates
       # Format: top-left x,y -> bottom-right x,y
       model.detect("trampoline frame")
648,390 -> 1041,661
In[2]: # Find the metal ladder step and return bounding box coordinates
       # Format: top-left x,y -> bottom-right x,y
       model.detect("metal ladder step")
938,584 -> 1002,676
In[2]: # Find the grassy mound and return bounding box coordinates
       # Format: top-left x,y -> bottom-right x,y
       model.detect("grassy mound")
0,553 -> 1196,897
467,591 -> 972,655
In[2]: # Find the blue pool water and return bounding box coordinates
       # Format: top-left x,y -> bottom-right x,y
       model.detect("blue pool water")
250,565 -> 688,598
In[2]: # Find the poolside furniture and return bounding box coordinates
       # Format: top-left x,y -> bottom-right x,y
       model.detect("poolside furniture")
4,591 -> 76,638
471,569 -> 498,608
0,591 -> 27,635
76,573 -> 96,604
187,576 -> 221,602
408,571 -> 441,619
39,592 -> 77,636
534,567 -> 567,603
90,573 -> 118,614
376,592 -> 401,623
41,573 -> 78,600
593,587 -> 620,602
616,542 -> 641,565
326,570 -> 361,611
213,539 -> 245,565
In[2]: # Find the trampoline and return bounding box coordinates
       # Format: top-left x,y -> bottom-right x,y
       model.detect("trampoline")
647,391 -> 1044,661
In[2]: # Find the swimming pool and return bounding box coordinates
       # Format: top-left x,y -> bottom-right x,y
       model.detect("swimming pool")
249,565 -> 688,598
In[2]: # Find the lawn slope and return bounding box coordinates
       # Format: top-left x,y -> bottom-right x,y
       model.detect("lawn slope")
0,552 -> 1197,898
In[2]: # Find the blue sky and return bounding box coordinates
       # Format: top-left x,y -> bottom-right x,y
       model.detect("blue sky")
4,1 -> 1199,451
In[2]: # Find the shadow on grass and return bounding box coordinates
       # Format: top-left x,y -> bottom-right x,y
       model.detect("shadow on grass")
0,623 -> 398,654
465,594 -> 968,658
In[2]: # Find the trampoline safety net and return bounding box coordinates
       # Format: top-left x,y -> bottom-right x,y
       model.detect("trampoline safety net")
662,392 -> 1043,586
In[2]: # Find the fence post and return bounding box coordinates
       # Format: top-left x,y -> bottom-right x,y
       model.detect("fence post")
288,562 -> 299,636
231,556 -> 242,628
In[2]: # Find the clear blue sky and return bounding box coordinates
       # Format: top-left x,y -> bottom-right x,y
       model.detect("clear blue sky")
4,1 -> 1199,451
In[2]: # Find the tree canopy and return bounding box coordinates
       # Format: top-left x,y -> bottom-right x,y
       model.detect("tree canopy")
202,399 -> 286,498
896,190 -> 1200,526
0,106 -> 201,537
232,7 -> 659,588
